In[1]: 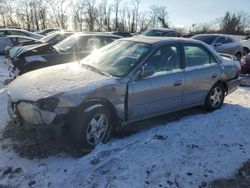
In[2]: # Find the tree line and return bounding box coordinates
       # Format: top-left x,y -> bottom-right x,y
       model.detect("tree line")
0,0 -> 169,33
0,0 -> 249,35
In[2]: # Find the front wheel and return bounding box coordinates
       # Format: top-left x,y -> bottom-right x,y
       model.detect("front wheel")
235,52 -> 242,61
71,105 -> 113,152
205,84 -> 225,111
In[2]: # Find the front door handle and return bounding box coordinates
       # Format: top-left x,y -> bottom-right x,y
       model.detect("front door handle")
174,80 -> 182,86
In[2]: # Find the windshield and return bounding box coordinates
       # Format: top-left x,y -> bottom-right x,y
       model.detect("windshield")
81,40 -> 151,77
40,33 -> 58,43
191,35 -> 217,44
54,34 -> 79,52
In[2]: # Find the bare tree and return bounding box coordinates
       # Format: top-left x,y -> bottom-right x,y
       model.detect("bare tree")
219,11 -> 250,35
113,0 -> 122,30
50,0 -> 70,29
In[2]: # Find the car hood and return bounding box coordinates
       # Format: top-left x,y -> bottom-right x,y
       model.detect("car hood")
9,43 -> 52,59
8,62 -> 112,102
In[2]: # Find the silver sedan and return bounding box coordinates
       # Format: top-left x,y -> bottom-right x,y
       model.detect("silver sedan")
8,36 -> 241,151
192,34 -> 243,60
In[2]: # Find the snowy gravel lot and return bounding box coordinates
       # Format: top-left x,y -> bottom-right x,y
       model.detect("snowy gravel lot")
0,56 -> 250,188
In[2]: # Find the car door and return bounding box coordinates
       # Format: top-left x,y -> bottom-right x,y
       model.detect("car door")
127,44 -> 184,120
183,44 -> 221,106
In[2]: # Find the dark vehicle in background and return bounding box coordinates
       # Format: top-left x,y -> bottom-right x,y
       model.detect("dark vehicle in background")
37,31 -> 74,46
6,33 -> 121,77
0,35 -> 39,54
182,33 -> 194,38
5,32 -> 74,58
142,28 -> 178,37
241,53 -> 250,74
7,37 -> 241,151
192,34 -> 243,60
0,29 -> 44,39
36,28 -> 60,35
107,31 -> 132,38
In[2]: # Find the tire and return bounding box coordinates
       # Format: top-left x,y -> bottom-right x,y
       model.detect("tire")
235,52 -> 241,61
243,47 -> 250,55
205,84 -> 225,111
70,104 -> 113,152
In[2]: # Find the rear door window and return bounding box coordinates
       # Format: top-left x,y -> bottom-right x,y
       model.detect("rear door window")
216,37 -> 227,44
184,45 -> 214,68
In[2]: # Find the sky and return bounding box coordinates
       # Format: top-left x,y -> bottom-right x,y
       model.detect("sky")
140,0 -> 249,29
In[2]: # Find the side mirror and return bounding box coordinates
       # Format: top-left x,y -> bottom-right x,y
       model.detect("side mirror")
214,43 -> 222,47
137,65 -> 155,79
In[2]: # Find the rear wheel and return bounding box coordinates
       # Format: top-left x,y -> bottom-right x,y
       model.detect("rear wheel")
70,105 -> 112,152
205,84 -> 225,111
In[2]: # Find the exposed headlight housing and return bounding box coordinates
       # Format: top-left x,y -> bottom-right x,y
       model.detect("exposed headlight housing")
37,97 -> 59,111
17,101 -> 56,125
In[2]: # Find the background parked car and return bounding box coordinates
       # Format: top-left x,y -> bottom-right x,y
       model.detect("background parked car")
106,31 -> 132,38
241,35 -> 250,55
0,35 -> 38,54
241,53 -> 250,74
4,32 -> 74,58
6,33 -> 121,77
182,33 -> 194,38
0,28 -> 44,39
141,28 -> 179,37
36,28 -> 60,35
39,31 -> 74,46
192,34 -> 243,60
7,37 -> 241,151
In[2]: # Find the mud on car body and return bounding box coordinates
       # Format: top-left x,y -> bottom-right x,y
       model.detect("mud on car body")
7,36 -> 241,152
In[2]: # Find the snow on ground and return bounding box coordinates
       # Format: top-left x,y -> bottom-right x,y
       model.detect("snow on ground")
0,56 -> 250,187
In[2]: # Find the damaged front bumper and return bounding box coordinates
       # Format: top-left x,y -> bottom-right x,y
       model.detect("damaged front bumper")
6,57 -> 20,78
8,100 -> 69,129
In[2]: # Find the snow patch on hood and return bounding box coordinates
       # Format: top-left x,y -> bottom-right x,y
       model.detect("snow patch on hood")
8,62 -> 111,102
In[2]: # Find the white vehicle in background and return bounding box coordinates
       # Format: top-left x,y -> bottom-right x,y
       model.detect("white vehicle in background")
0,29 -> 44,40
241,35 -> 250,55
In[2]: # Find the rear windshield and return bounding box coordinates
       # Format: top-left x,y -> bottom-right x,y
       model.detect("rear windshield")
191,35 -> 217,44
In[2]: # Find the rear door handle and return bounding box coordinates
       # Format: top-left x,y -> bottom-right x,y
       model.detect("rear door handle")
174,80 -> 182,86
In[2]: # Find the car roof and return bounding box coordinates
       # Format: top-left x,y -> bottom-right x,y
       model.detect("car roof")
74,32 -> 122,38
122,35 -> 204,45
6,35 -> 37,40
193,34 -> 233,38
0,28 -> 27,32
50,31 -> 74,35
147,28 -> 177,32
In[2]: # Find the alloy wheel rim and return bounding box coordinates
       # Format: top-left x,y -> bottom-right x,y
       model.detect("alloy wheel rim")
210,87 -> 223,108
86,113 -> 108,146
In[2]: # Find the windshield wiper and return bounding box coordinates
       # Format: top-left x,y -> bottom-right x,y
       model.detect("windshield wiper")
81,64 -> 112,77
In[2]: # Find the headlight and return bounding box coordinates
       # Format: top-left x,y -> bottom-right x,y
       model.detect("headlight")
17,101 -> 56,125
37,98 -> 59,111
